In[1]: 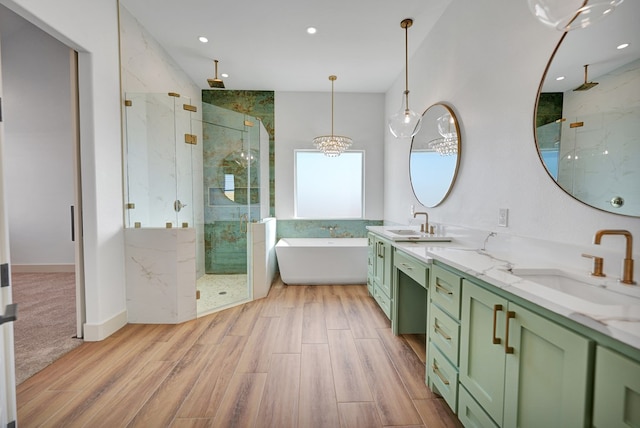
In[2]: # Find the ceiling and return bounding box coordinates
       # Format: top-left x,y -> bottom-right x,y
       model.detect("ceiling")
2,1 -> 637,94
119,0 -> 452,93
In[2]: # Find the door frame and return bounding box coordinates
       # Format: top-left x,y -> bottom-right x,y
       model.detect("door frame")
70,49 -> 86,339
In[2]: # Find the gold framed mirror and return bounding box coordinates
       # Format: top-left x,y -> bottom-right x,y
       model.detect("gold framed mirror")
409,103 -> 461,207
533,0 -> 639,217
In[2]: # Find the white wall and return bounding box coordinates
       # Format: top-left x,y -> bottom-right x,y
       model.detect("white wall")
0,0 -> 126,340
1,12 -> 75,266
384,0 -> 640,255
275,91 -> 385,220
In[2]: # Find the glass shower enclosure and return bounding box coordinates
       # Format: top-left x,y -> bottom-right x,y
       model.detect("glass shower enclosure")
199,102 -> 269,314
123,93 -> 268,318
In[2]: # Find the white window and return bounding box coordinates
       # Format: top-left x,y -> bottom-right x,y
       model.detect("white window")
295,150 -> 364,219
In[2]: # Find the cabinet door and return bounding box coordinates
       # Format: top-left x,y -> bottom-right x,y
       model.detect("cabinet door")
374,238 -> 392,298
459,281 -> 508,426
503,302 -> 591,428
593,346 -> 640,428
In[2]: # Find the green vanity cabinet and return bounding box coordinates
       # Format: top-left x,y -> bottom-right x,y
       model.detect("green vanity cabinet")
392,249 -> 429,335
426,264 -> 463,413
593,346 -> 640,428
459,279 -> 592,428
367,233 -> 393,319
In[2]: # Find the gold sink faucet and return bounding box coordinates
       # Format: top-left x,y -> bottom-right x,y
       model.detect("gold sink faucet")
413,212 -> 429,233
593,229 -> 636,285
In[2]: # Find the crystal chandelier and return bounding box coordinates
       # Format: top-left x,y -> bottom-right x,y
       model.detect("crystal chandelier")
234,149 -> 257,168
388,18 -> 422,139
428,112 -> 458,156
313,75 -> 353,157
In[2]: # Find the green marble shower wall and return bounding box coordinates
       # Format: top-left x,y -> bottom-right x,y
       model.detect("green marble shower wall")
202,90 -> 274,274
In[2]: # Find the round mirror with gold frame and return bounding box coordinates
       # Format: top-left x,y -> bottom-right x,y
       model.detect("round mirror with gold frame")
534,0 -> 639,217
409,103 -> 461,207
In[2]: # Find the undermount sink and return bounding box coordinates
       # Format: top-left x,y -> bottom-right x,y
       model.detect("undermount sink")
388,229 -> 419,235
508,268 -> 629,306
385,229 -> 451,242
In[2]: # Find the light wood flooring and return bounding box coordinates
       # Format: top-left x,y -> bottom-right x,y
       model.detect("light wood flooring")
17,279 -> 462,427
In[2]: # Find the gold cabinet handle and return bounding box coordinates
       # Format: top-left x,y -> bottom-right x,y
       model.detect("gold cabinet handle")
435,281 -> 453,295
401,263 -> 413,271
505,310 -> 516,354
492,304 -> 503,344
434,321 -> 451,341
432,362 -> 450,385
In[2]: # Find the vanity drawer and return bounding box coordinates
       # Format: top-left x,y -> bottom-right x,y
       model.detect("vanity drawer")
428,341 -> 458,413
394,250 -> 428,288
430,265 -> 462,319
429,304 -> 460,366
374,286 -> 391,319
458,385 -> 499,428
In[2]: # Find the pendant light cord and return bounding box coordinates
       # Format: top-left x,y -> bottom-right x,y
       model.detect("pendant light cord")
329,75 -> 337,138
401,19 -> 413,112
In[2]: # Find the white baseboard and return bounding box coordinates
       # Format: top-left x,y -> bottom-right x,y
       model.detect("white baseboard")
11,264 -> 75,273
83,309 -> 128,342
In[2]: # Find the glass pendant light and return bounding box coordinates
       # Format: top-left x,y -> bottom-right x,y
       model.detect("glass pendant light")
527,0 -> 624,31
388,18 -> 422,139
313,75 -> 353,157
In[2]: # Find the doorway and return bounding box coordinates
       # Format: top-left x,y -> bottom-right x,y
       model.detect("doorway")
0,5 -> 85,383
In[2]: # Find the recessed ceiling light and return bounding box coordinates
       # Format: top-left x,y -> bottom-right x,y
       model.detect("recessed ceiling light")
221,73 -> 229,78
556,76 -> 565,81
617,43 -> 629,50
198,36 -> 209,43
306,27 -> 317,35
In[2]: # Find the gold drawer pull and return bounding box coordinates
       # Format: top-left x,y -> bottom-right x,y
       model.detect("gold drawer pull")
505,311 -> 516,354
492,304 -> 503,345
435,282 -> 453,295
434,321 -> 451,341
401,263 -> 413,271
432,362 -> 450,385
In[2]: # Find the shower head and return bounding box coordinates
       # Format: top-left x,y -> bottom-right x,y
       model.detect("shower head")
573,64 -> 598,91
207,59 -> 225,89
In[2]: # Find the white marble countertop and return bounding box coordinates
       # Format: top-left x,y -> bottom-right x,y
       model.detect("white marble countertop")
367,226 -> 640,352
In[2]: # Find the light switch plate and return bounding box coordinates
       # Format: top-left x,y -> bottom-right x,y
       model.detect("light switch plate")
498,208 -> 509,227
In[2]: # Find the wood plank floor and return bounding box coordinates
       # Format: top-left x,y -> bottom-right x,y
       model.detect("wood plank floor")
17,279 -> 462,428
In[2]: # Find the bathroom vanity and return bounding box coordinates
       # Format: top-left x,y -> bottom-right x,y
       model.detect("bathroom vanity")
366,226 -> 640,428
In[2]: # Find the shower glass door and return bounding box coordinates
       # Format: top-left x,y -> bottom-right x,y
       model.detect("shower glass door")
124,92 -> 195,228
198,103 -> 262,314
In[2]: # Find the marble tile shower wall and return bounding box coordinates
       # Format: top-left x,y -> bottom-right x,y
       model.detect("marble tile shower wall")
201,91 -> 274,274
203,90 -> 275,215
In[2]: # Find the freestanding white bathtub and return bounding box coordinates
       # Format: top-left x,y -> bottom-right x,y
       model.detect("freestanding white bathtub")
275,238 -> 368,285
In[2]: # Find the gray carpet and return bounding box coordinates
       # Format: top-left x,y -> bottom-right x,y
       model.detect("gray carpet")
11,272 -> 83,384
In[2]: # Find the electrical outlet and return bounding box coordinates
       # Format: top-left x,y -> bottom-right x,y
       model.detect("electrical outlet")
498,208 -> 509,227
